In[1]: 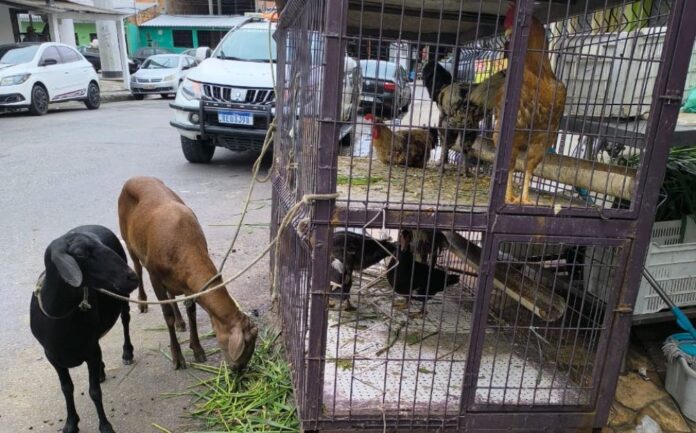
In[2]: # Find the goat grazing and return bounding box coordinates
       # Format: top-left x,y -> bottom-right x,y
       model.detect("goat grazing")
30,225 -> 139,433
118,176 -> 258,370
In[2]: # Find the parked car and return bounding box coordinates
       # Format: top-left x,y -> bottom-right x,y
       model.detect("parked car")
0,42 -> 100,115
358,59 -> 412,117
130,54 -> 196,100
170,18 -> 359,163
131,47 -> 172,66
181,48 -> 197,57
77,45 -> 138,74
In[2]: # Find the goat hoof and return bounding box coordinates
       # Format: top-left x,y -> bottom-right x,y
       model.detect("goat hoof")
139,304 -> 148,313
193,350 -> 207,363
175,321 -> 187,332
173,359 -> 187,370
122,357 -> 134,366
99,422 -> 115,433
62,420 -> 79,433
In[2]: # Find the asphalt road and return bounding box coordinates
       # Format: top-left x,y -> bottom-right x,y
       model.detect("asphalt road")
0,99 -> 273,433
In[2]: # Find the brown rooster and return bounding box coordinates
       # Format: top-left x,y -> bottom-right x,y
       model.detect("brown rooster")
469,2 -> 567,204
364,113 -> 437,168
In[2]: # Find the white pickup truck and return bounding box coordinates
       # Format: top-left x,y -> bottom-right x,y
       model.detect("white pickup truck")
170,18 -> 359,163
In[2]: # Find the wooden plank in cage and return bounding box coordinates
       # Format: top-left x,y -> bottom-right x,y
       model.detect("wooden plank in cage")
470,137 -> 636,201
442,231 -> 567,322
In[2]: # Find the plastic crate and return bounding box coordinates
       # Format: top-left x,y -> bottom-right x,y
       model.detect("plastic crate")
584,217 -> 696,316
556,27 -> 665,118
684,40 -> 696,98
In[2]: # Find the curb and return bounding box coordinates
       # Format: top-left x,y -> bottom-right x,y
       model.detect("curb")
101,92 -> 133,103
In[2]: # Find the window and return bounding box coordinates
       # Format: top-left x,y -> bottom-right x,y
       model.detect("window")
57,46 -> 81,63
89,33 -> 97,43
197,30 -> 224,49
172,30 -> 193,48
74,33 -> 79,44
39,46 -> 61,65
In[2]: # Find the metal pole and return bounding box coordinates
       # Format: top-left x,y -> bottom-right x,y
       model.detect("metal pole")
208,0 -> 213,15
217,0 -> 222,14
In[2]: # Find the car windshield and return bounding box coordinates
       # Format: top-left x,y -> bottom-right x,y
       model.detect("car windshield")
213,27 -> 277,62
141,55 -> 179,69
0,45 -> 40,65
360,61 -> 397,80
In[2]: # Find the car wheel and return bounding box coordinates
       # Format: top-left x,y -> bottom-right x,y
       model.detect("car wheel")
181,136 -> 215,163
133,94 -> 145,101
84,82 -> 100,110
28,84 -> 49,116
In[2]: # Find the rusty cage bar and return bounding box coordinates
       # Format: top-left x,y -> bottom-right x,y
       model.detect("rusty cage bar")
271,0 -> 696,431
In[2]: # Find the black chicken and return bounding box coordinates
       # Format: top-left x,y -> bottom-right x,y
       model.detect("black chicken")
330,231 -> 396,310
387,230 -> 459,313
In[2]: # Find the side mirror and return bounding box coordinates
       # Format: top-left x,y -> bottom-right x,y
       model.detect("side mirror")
40,58 -> 58,67
195,47 -> 211,63
182,65 -> 191,71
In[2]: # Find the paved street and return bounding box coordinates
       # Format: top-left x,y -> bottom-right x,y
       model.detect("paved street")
0,100 -> 272,432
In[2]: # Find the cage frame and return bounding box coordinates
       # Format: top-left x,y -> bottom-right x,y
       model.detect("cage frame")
270,0 -> 696,431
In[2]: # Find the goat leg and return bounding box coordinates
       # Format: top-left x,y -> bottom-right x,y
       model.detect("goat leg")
151,279 -> 187,369
51,362 -> 80,433
120,303 -> 134,365
186,301 -> 207,362
170,294 -> 187,332
87,352 -> 116,433
128,250 -> 148,313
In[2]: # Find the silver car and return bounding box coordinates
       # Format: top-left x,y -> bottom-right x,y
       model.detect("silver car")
130,54 -> 196,100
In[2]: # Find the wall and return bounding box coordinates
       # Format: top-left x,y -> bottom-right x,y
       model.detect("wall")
136,27 -> 229,52
0,5 -> 15,43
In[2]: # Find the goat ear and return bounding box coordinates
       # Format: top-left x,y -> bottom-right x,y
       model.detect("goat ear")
51,250 -> 83,287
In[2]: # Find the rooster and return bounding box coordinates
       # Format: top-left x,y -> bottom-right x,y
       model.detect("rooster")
469,2 -> 567,204
364,113 -> 437,168
387,230 -> 459,314
422,61 -> 485,176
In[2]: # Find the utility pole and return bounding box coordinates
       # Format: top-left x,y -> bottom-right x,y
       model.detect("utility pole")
94,0 -> 124,79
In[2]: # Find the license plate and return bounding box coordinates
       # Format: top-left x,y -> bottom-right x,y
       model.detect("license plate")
144,84 -> 156,89
362,95 -> 375,102
218,110 -> 254,126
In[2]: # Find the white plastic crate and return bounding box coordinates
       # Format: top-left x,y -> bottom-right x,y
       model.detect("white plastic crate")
584,217 -> 696,316
684,39 -> 696,97
556,27 -> 665,118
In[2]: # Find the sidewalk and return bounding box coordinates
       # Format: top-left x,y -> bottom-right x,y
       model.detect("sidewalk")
99,75 -> 132,103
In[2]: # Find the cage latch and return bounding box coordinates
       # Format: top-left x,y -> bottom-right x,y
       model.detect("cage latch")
659,92 -> 683,105
613,304 -> 634,314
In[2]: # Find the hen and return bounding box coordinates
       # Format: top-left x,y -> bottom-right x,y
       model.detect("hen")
387,230 -> 459,313
469,2 -> 567,204
364,113 -> 437,168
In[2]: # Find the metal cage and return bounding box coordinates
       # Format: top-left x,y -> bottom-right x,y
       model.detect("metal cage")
270,0 -> 696,431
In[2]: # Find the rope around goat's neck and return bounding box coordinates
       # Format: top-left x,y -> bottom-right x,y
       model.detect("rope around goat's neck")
34,271 -> 92,319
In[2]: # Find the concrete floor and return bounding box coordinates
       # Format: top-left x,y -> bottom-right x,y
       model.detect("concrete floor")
0,99 -> 272,433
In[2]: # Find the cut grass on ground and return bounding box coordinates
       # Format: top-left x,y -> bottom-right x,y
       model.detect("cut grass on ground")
185,330 -> 299,433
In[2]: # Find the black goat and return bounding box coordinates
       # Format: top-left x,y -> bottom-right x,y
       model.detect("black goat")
30,225 -> 139,433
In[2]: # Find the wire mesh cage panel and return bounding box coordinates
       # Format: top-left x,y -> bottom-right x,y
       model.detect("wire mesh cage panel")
271,0 -> 695,431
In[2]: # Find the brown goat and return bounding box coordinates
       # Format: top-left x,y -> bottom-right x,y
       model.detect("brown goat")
118,176 -> 257,370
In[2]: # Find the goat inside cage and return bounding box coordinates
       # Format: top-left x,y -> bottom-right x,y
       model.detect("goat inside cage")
270,0 -> 696,431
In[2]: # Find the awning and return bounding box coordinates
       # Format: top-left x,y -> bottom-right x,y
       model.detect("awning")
0,0 -> 126,21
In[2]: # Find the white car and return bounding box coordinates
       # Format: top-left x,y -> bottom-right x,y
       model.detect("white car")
130,54 -> 196,100
0,42 -> 100,115
170,19 -> 360,163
